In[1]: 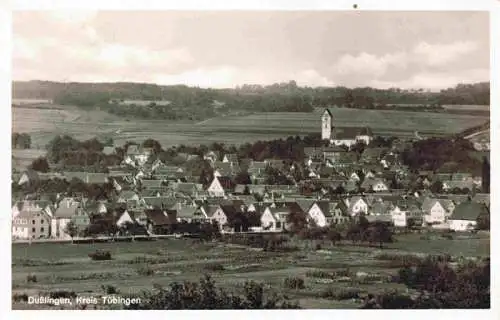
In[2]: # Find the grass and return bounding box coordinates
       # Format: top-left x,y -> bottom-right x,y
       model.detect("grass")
11,234 -> 489,310
12,104 -> 489,152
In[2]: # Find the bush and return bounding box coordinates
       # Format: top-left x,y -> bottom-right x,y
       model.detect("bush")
12,293 -> 29,302
320,287 -> 363,300
88,250 -> 112,261
26,274 -> 37,283
137,266 -> 155,276
283,276 -> 305,290
48,290 -> 77,299
203,263 -> 225,271
101,285 -> 119,294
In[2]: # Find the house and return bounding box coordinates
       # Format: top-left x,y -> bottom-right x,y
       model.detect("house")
117,191 -> 140,204
347,196 -> 368,216
204,151 -> 220,163
222,154 -> 239,164
307,200 -> 349,227
207,176 -> 235,198
370,201 -> 392,216
442,180 -> 474,193
12,200 -> 53,219
144,209 -> 176,234
360,178 -> 390,192
71,209 -> 91,235
472,193 -> 490,207
448,201 -> 488,232
247,161 -> 268,177
211,205 -> 247,232
51,198 -> 81,239
124,144 -> 152,166
421,198 -> 450,225
140,179 -> 164,190
260,206 -> 294,232
12,209 -> 51,240
142,197 -> 177,210
174,203 -> 198,223
390,200 -> 423,228
115,210 -> 135,228
18,169 -> 40,186
360,148 -> 388,164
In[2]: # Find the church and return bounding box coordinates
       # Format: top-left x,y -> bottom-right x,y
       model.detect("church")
321,108 -> 373,147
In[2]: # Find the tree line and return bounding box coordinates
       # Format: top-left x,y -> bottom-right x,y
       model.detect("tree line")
12,81 -> 489,121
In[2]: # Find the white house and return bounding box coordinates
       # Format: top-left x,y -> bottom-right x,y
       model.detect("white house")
116,210 -> 135,228
390,204 -> 423,228
361,178 -> 389,192
421,198 -> 450,225
260,207 -> 290,232
12,209 -> 51,240
207,176 -> 234,198
308,201 -> 349,227
51,198 -> 80,239
347,196 -> 368,216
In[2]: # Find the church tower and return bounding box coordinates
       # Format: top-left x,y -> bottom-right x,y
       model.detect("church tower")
321,109 -> 332,140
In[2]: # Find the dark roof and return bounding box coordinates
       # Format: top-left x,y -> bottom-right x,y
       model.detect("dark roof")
142,197 -> 177,209
451,201 -> 489,221
144,209 -> 175,225
333,126 -> 373,140
217,176 -> 236,191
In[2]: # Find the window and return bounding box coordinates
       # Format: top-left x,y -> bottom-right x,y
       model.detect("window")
41,219 -> 44,224
40,227 -> 44,232
32,220 -> 35,225
32,228 -> 35,232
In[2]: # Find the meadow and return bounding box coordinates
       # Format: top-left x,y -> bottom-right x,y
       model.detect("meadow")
12,104 -> 489,152
11,233 -> 489,310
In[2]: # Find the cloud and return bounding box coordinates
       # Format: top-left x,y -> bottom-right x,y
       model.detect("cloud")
333,52 -> 408,77
11,12 -> 489,90
413,41 -> 478,66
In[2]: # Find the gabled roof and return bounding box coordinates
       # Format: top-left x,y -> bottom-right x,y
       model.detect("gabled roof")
142,197 -> 177,210
223,154 -> 239,163
119,190 -> 139,200
175,204 -> 198,219
144,209 -> 175,225
451,201 -> 488,221
370,201 -> 393,215
102,146 -> 116,155
140,179 -> 164,189
472,194 -> 490,206
234,184 -> 247,194
215,176 -> 235,191
54,198 -> 80,219
360,148 -> 389,162
443,180 -> 474,190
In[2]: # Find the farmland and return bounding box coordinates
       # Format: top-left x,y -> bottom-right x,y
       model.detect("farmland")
12,104 -> 489,151
12,233 -> 489,310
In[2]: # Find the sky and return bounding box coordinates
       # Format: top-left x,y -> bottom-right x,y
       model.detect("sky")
12,11 -> 489,90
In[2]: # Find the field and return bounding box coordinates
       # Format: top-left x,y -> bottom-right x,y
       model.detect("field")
11,233 -> 489,310
12,104 -> 489,151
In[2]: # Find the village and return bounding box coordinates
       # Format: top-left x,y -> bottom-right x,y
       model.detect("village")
11,107 -> 491,243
